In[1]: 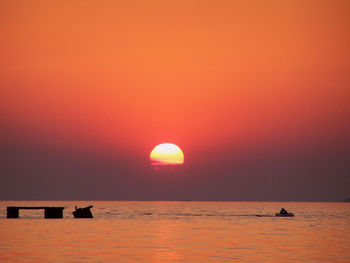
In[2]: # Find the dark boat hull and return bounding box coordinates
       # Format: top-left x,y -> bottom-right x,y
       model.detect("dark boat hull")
73,206 -> 93,218
275,213 -> 294,217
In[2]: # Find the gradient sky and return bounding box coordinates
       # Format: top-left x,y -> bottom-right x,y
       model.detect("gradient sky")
1,0 -> 349,201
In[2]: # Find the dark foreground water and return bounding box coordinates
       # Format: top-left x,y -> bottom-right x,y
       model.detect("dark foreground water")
0,201 -> 349,262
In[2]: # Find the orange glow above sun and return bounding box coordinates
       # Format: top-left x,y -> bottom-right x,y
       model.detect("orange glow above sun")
150,143 -> 184,166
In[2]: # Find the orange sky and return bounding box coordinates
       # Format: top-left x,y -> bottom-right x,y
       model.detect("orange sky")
1,0 -> 349,155
1,0 -> 350,200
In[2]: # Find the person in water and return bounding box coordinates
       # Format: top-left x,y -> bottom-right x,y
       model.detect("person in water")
280,208 -> 288,214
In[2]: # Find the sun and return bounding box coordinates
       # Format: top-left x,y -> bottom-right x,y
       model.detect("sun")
150,143 -> 184,166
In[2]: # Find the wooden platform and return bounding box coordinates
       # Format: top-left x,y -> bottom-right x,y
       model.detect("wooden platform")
7,206 -> 65,218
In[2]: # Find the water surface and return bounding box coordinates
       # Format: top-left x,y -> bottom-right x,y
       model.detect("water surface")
1,201 -> 349,262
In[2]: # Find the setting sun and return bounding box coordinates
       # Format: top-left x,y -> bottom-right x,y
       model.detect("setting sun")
150,143 -> 184,166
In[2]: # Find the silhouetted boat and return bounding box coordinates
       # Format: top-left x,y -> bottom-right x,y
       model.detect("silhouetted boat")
275,212 -> 294,217
73,205 -> 93,218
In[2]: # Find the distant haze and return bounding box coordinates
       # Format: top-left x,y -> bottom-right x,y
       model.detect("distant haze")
1,0 -> 349,201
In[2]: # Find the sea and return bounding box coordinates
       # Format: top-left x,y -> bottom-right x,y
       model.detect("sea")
0,201 -> 349,262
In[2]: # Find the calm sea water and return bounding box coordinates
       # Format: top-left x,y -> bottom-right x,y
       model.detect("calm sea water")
0,201 -> 349,262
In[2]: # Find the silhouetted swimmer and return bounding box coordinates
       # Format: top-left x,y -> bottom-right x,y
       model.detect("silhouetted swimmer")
280,208 -> 288,214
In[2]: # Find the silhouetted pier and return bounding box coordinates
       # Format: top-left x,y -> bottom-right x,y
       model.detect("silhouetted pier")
7,206 -> 64,218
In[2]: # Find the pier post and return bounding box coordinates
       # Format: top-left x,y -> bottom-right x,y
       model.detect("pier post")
44,207 -> 64,218
7,207 -> 19,218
